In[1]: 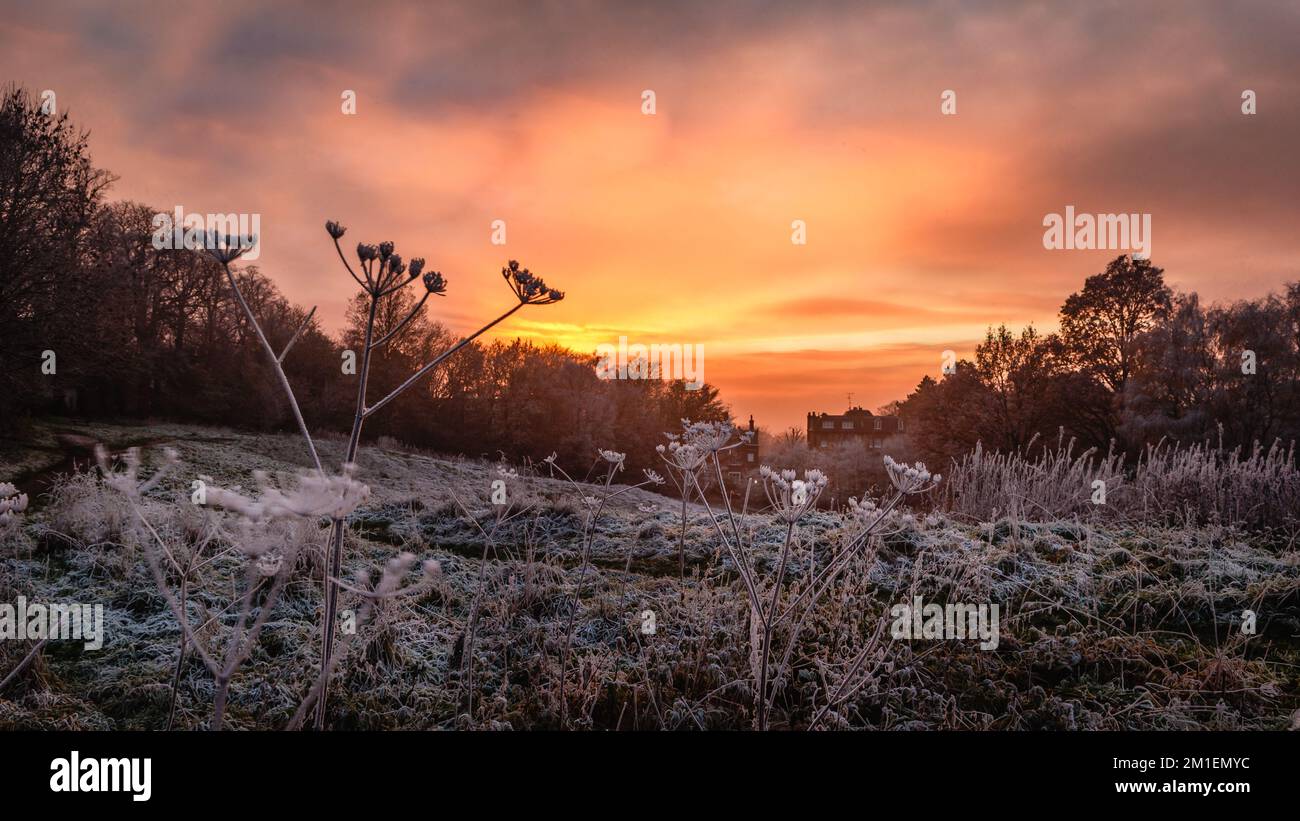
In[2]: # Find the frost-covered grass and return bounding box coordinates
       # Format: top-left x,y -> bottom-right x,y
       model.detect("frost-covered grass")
942,432 -> 1300,531
1,420 -> 1298,730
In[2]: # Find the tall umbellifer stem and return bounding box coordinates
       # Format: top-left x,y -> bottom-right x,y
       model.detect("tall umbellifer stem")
314,293 -> 378,729
311,227 -> 564,730
219,256 -> 323,474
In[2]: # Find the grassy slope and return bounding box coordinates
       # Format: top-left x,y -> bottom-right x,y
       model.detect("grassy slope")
1,419 -> 1298,730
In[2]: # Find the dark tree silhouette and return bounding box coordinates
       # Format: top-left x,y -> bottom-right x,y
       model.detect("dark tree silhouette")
1058,255 -> 1172,395
0,85 -> 113,418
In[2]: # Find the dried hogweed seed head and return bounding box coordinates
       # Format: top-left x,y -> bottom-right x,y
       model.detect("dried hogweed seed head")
680,419 -> 736,453
882,454 -> 938,494
325,220 -> 347,239
758,465 -> 828,522
409,258 -> 424,277
205,230 -> 256,264
379,241 -> 394,260
357,243 -> 378,262
423,271 -> 447,294
501,260 -> 564,305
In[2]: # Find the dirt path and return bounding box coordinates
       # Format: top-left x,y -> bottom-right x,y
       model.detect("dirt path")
8,431 -> 173,511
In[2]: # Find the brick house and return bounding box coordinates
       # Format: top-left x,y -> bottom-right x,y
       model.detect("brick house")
807,406 -> 904,451
719,415 -> 760,485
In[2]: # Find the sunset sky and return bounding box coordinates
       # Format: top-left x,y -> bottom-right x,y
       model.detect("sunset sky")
4,1 -> 1299,432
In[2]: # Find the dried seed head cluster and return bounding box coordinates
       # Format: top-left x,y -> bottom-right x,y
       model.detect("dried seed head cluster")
846,495 -> 877,516
325,221 -> 432,298
503,260 -> 564,304
657,438 -> 707,471
204,466 -> 371,523
0,481 -> 29,524
203,231 -> 258,265
759,466 -> 829,522
845,495 -> 892,530
883,454 -> 941,494
680,419 -> 738,453
598,449 -> 626,469
422,270 -> 447,294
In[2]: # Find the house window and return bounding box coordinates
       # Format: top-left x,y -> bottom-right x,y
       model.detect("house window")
897,418 -> 904,432
872,437 -> 882,448
729,472 -> 741,482
841,421 -> 853,429
819,441 -> 828,448
746,453 -> 754,462
873,418 -> 882,431
822,421 -> 834,429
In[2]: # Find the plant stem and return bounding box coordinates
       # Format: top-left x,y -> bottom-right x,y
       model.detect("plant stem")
364,303 -> 522,419
0,638 -> 48,694
315,293 -> 379,730
223,264 -> 323,474
558,464 -> 615,725
756,520 -> 794,730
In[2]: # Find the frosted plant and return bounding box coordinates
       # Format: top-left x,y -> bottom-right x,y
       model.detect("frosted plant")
658,439 -> 707,472
656,426 -> 727,580
680,428 -> 941,729
543,449 -> 664,723
94,445 -> 298,730
316,219 -> 565,728
202,219 -> 565,729
681,419 -> 747,454
204,233 -> 323,473
758,467 -> 829,524
287,552 -> 441,730
202,467 -> 370,522
883,454 -> 941,495
663,420 -> 768,640
444,461 -> 538,722
94,445 -> 180,498
94,446 -> 386,731
0,481 -> 29,530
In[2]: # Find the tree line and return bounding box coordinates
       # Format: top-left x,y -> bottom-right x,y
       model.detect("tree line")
899,255 -> 1300,467
0,86 -> 727,479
